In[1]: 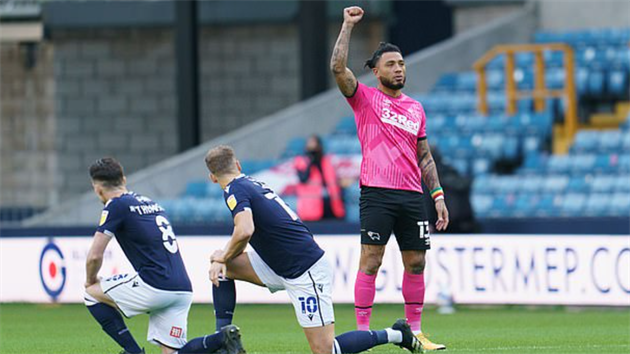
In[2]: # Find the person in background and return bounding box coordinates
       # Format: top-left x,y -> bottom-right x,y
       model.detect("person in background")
294,135 -> 345,221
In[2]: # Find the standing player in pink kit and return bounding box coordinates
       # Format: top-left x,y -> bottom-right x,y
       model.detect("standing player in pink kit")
331,6 -> 449,351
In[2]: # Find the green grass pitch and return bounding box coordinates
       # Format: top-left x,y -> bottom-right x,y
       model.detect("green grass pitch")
1,303 -> 628,354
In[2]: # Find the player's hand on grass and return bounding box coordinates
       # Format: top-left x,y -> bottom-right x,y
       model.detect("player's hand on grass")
343,6 -> 364,26
209,261 -> 227,287
435,199 -> 449,231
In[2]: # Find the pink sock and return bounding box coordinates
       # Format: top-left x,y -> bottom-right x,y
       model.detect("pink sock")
403,272 -> 425,333
354,271 -> 376,331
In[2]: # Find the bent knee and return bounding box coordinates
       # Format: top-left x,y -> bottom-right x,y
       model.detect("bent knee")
84,287 -> 99,306
311,339 -> 334,354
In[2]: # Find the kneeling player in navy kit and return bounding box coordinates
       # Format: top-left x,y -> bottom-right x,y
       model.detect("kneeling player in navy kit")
205,146 -> 423,354
84,157 -> 245,354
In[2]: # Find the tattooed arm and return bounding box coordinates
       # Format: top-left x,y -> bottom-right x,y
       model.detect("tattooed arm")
330,6 -> 364,97
417,139 -> 450,231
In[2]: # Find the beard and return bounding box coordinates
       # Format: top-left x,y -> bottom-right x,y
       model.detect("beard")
380,76 -> 406,90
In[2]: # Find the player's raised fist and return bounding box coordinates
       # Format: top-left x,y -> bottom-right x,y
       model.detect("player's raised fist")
343,6 -> 364,25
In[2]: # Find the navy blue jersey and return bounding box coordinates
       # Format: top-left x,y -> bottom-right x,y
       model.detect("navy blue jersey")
96,192 -> 192,292
224,175 -> 324,279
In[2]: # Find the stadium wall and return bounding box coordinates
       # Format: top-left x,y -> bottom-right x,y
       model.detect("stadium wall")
0,8 -> 384,207
25,3 -> 537,227
0,43 -> 56,209
537,0 -> 630,30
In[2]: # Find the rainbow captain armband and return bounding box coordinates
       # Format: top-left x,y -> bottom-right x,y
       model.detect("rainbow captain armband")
430,187 -> 445,202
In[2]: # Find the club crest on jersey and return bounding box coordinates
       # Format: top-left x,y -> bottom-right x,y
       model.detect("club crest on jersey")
170,326 -> 183,338
227,195 -> 237,211
99,210 -> 109,226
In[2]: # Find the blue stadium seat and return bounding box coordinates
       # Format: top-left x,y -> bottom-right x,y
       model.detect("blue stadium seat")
345,204 -> 360,223
520,176 -> 543,193
343,184 -> 361,204
283,137 -> 307,158
472,175 -> 493,195
513,194 -> 536,217
597,131 -> 623,153
472,158 -> 492,176
584,193 -> 610,216
184,180 -> 209,198
590,175 -> 617,193
587,69 -> 605,95
471,194 -> 494,218
575,67 -> 589,95
560,193 -> 587,216
534,194 -> 559,217
610,193 -> 630,216
543,175 -> 569,193
545,68 -> 565,89
622,132 -> 630,152
432,73 -> 458,92
495,176 -> 520,194
620,155 -> 630,172
571,154 -> 597,173
571,130 -> 599,153
456,72 -> 477,91
568,175 -> 588,192
519,153 -> 546,173
514,68 -> 534,90
547,155 -> 571,173
326,135 -> 361,155
607,69 -> 628,96
521,135 -> 543,157
281,195 -> 298,211
426,115 -> 447,131
335,116 -> 357,135
487,70 -> 505,90
614,175 -> 630,193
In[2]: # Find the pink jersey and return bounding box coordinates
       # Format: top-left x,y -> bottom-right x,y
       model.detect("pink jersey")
346,82 -> 426,193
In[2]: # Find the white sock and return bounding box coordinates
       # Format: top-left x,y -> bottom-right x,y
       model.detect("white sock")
332,339 -> 341,353
385,328 -> 403,344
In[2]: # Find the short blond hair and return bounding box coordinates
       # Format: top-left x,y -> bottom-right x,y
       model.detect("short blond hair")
205,145 -> 238,176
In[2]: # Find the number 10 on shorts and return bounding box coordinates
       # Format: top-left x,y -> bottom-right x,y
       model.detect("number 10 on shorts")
298,296 -> 318,314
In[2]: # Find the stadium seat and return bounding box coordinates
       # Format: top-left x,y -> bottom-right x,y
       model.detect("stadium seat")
607,68 -> 628,96
584,193 -> 610,216
590,175 -> 617,193
568,175 -> 589,192
560,193 -> 587,216
283,137 -> 307,158
184,180 -> 210,198
335,116 -> 357,135
543,175 -> 569,193
614,175 -> 630,193
345,204 -> 360,223
610,193 -> 630,216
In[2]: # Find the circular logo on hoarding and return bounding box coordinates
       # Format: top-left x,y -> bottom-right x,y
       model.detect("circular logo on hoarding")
39,242 -> 66,301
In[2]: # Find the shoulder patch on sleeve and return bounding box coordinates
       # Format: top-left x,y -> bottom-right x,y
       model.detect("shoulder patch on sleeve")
227,195 -> 237,211
99,210 -> 109,226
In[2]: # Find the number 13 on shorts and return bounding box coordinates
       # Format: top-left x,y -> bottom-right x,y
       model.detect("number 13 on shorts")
417,221 -> 430,246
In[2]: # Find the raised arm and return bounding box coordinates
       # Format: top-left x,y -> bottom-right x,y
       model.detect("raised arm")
417,139 -> 449,231
330,6 -> 364,97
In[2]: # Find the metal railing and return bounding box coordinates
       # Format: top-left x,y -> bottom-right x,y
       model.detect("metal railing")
473,43 -> 578,139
